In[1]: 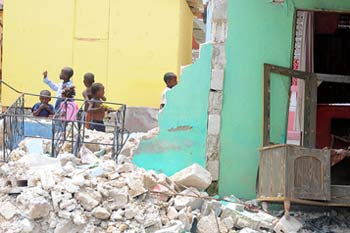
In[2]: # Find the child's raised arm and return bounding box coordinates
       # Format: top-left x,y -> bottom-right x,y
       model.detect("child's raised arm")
42,71 -> 59,91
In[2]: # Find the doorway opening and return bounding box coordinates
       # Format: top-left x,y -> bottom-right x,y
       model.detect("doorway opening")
289,10 -> 350,185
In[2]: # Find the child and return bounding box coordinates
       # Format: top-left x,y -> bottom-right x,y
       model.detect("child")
82,72 -> 107,101
82,72 -> 106,128
88,83 -> 108,132
32,90 -> 55,117
42,67 -> 74,111
82,72 -> 95,101
160,72 -> 178,109
60,86 -> 79,121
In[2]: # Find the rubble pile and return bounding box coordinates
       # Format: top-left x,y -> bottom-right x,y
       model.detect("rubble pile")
0,128 -> 281,233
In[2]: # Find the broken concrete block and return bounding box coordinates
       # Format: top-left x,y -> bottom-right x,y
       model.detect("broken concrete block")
174,188 -> 204,210
17,194 -> 50,220
222,216 -> 235,230
167,206 -> 178,220
54,219 -> 84,233
92,206 -> 111,220
126,173 -> 147,197
274,216 -> 303,233
58,210 -> 72,219
197,213 -> 220,233
221,203 -> 277,231
111,210 -> 124,221
109,187 -> 128,208
155,220 -> 184,233
20,218 -> 34,233
0,201 -> 17,220
170,163 -> 212,190
75,191 -> 100,211
201,200 -> 222,216
72,211 -> 87,225
239,228 -> 259,233
125,205 -> 139,219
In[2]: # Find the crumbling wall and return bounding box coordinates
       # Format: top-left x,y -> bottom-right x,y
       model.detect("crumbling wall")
133,43 -> 212,176
219,0 -> 350,199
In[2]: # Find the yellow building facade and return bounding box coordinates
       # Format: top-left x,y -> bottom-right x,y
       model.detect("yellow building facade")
2,0 -> 195,107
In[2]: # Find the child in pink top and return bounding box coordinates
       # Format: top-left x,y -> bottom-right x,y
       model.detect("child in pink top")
60,87 -> 79,121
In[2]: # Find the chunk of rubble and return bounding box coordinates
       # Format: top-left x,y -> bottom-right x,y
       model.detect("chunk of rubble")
170,163 -> 212,190
197,213 -> 220,233
16,189 -> 50,220
274,216 -> 303,233
75,190 -> 100,211
0,201 -> 17,220
92,206 -> 111,220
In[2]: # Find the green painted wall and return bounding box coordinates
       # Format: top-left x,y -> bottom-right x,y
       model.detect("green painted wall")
133,44 -> 212,176
220,0 -> 350,199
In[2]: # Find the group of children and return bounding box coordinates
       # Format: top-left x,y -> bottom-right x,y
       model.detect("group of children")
32,67 -> 108,132
32,67 -> 179,132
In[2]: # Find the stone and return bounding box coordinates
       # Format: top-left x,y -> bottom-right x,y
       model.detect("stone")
57,153 -> 78,167
0,201 -> 17,220
167,206 -> 178,220
125,205 -> 139,219
58,210 -> 72,219
109,187 -> 128,208
19,218 -> 34,233
92,207 -> 111,220
201,200 -> 222,216
207,114 -> 221,136
208,91 -> 223,114
170,163 -> 212,190
174,188 -> 204,210
72,211 -> 87,225
62,179 -> 80,193
155,220 -> 184,233
222,216 -> 235,230
197,213 -> 220,233
75,191 -> 100,211
211,69 -> 225,91
111,211 -> 124,221
59,199 -> 77,211
126,173 -> 147,197
274,216 -> 303,233
221,203 -> 277,231
17,194 -> 50,220
54,219 -> 84,233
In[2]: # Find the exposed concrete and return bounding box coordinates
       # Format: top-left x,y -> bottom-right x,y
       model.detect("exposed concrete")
205,0 -> 227,181
124,107 -> 159,133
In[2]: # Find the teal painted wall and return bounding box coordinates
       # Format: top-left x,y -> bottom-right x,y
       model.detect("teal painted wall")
133,44 -> 212,176
220,0 -> 350,199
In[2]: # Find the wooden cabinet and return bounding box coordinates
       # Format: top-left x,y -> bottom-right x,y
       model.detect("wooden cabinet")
258,144 -> 331,201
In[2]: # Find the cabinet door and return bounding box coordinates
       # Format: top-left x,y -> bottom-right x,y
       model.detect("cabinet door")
288,146 -> 331,201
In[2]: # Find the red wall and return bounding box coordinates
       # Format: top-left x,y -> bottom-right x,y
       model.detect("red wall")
316,104 -> 350,148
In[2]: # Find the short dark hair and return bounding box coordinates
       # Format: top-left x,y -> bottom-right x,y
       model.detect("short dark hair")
163,72 -> 177,84
63,67 -> 74,78
91,83 -> 104,95
62,86 -> 76,98
40,90 -> 51,96
84,73 -> 95,83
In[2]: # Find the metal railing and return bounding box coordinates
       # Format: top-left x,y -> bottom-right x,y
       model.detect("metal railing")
1,80 -> 128,162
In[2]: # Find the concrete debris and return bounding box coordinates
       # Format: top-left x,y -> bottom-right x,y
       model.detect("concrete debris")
0,201 -> 17,220
274,216 -> 303,233
0,128 -> 283,233
197,213 -> 220,233
170,163 -> 212,190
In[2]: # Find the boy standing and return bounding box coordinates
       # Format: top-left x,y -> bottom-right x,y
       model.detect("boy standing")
88,83 -> 108,132
42,67 -> 74,110
32,90 -> 55,117
160,72 -> 178,109
82,72 -> 106,101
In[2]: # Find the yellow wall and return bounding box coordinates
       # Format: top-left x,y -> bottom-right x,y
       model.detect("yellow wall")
2,0 -> 193,107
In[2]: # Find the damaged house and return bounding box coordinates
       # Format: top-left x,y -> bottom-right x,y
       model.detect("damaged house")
134,0 -> 350,205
